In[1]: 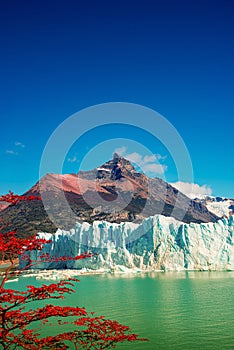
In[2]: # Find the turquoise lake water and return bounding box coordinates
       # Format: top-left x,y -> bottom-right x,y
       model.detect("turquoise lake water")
7,271 -> 234,349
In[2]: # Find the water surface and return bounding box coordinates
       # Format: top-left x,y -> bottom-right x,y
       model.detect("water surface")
10,271 -> 234,349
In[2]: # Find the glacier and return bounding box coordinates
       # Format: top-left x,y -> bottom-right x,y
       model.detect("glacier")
20,214 -> 234,272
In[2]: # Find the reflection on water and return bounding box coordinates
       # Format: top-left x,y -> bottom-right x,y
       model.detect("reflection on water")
100,270 -> 234,280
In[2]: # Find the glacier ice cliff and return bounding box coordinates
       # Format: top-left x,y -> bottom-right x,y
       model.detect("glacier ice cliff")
20,215 -> 234,272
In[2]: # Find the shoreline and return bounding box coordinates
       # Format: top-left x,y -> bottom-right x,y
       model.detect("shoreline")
4,265 -> 234,282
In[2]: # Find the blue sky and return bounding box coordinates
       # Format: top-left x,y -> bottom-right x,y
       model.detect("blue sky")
0,0 -> 233,197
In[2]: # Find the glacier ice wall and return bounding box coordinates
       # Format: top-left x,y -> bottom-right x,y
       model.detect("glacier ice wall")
20,215 -> 234,271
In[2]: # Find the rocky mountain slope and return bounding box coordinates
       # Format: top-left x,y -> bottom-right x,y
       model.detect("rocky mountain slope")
1,154 -> 218,236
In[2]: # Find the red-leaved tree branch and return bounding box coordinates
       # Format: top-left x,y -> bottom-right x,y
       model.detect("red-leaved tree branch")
0,193 -> 147,349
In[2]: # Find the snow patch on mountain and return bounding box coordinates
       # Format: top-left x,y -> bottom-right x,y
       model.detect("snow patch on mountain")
194,196 -> 234,218
205,199 -> 234,217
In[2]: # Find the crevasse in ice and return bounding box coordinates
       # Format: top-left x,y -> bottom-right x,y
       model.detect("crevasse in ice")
20,215 -> 234,271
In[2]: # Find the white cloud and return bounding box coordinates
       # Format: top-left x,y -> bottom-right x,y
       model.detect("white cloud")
125,152 -> 142,164
5,141 -> 25,155
68,156 -> 78,163
143,155 -> 157,163
114,147 -> 167,175
143,154 -> 166,163
142,163 -> 167,174
114,146 -> 127,156
6,150 -> 18,155
170,181 -> 212,199
15,141 -> 25,148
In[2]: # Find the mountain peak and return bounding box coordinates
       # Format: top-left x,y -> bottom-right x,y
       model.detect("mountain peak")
98,154 -> 136,180
113,152 -> 121,160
